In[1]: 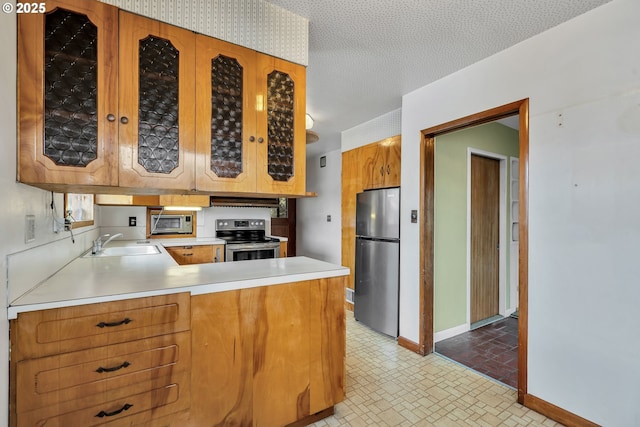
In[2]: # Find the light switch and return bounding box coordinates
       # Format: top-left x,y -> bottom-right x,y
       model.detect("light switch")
411,210 -> 418,223
327,215 -> 332,222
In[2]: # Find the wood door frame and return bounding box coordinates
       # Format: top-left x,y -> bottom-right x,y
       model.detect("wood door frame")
417,99 -> 529,403
467,149 -> 509,325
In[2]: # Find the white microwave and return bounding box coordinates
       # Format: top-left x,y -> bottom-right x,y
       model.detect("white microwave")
149,211 -> 193,235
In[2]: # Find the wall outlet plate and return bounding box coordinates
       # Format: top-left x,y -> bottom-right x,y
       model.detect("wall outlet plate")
25,215 -> 36,243
129,217 -> 137,226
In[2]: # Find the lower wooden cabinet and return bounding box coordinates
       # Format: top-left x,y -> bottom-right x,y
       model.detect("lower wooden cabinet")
10,294 -> 191,427
189,277 -> 346,426
165,244 -> 225,264
9,281 -> 345,427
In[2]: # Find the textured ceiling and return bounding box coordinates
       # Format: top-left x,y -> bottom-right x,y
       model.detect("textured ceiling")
264,0 -> 611,156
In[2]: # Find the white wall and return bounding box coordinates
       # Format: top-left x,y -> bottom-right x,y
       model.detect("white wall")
99,206 -> 273,239
341,108 -> 401,153
400,0 -> 640,424
297,149 -> 342,265
98,0 -> 308,65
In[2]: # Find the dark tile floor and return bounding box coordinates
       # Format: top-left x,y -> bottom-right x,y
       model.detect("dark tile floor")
434,316 -> 518,388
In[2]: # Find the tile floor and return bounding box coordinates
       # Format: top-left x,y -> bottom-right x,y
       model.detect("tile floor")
309,314 -> 560,427
435,317 -> 519,388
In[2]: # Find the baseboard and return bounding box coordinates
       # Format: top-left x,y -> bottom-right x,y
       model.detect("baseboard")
397,336 -> 426,355
434,323 -> 470,343
504,307 -> 516,317
285,407 -> 334,427
523,394 -> 599,427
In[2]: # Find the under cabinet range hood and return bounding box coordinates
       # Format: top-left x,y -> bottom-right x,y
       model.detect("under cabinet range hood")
209,197 -> 280,208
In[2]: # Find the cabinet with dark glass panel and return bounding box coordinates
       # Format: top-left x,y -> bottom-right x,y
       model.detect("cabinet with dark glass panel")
18,0 -> 119,189
18,0 -> 305,197
195,35 -> 307,196
118,11 -> 196,191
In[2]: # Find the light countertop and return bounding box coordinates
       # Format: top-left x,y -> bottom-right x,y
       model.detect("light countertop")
8,240 -> 348,319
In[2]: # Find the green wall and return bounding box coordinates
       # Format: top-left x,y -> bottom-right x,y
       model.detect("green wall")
434,121 -> 519,333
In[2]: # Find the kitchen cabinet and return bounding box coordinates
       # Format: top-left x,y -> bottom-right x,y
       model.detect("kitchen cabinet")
341,136 -> 401,309
10,293 -> 191,427
189,278 -> 345,426
17,0 -> 119,189
280,241 -> 288,257
118,11 -> 196,191
361,135 -> 401,190
195,35 -> 307,196
166,244 -> 225,265
17,0 -> 306,197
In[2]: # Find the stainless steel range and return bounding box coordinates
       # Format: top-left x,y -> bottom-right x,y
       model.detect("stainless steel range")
216,219 -> 281,262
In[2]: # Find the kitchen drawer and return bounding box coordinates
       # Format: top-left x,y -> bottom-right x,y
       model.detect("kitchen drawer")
165,245 -> 214,265
16,331 -> 191,413
11,293 -> 190,360
17,375 -> 190,427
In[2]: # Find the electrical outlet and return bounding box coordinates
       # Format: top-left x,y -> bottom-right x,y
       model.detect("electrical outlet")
129,216 -> 137,226
25,215 -> 35,243
327,215 -> 331,222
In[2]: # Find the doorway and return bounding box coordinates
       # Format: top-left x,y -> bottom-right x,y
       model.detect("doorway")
271,198 -> 296,256
416,99 -> 529,403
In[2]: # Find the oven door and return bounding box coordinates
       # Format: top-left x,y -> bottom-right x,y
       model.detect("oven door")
226,243 -> 280,262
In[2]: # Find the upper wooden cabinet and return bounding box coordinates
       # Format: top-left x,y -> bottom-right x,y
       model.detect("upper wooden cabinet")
118,11 -> 196,191
18,0 -> 119,188
17,0 -> 306,197
361,135 -> 401,190
195,35 -> 306,196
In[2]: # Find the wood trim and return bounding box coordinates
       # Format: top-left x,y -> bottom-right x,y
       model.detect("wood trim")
421,100 -> 526,138
419,99 -> 529,393
418,135 -> 434,356
397,336 -> 423,355
517,99 -> 530,404
523,394 -> 599,427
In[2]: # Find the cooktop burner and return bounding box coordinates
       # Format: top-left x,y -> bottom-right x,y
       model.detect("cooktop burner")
215,219 -> 278,244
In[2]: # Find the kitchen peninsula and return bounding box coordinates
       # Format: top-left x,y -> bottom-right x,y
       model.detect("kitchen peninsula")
9,242 -> 348,427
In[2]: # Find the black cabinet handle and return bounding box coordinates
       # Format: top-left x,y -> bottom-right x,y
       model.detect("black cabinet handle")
249,136 -> 255,142
107,114 -> 116,122
95,403 -> 133,418
387,164 -> 391,174
258,137 -> 264,143
96,361 -> 131,373
96,318 -> 132,328
183,253 -> 193,256
380,166 -> 384,176
120,116 -> 129,124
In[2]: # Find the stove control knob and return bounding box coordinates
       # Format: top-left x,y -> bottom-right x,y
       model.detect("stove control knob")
259,221 -> 264,225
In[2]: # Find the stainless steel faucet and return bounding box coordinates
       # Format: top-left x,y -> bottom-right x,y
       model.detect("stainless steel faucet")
92,233 -> 123,254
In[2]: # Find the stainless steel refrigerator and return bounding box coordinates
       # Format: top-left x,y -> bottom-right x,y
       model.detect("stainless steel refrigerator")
354,187 -> 400,337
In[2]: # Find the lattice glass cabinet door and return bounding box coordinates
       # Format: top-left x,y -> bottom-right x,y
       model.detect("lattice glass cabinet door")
256,56 -> 306,196
118,11 -> 196,191
195,35 -> 258,193
18,0 -> 119,187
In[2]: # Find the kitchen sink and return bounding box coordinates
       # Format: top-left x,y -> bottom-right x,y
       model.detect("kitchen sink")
83,245 -> 161,258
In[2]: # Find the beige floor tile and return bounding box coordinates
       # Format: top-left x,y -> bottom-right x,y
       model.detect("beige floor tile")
309,314 -> 559,427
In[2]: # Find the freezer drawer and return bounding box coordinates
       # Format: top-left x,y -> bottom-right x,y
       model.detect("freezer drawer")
354,237 -> 399,337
